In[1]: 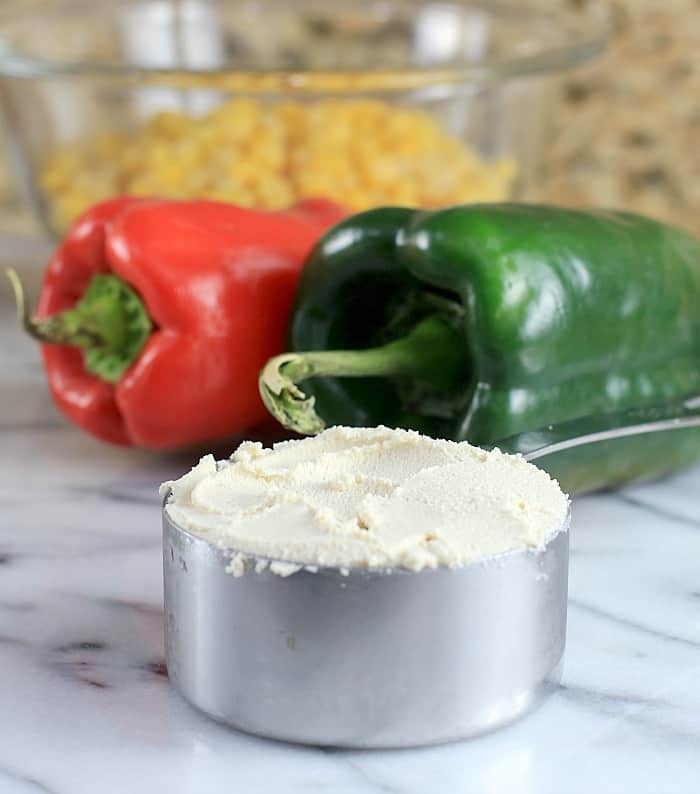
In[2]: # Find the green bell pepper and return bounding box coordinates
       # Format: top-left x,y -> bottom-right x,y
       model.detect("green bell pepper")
259,203 -> 700,492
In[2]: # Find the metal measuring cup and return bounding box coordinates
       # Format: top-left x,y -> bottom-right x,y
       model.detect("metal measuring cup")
163,396 -> 700,747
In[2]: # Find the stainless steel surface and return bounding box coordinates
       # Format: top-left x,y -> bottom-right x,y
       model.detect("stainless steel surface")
163,509 -> 569,748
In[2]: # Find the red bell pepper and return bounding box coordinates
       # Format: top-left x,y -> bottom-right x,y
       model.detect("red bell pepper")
10,197 -> 345,448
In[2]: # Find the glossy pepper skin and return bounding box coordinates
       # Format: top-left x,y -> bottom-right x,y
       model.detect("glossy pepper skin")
287,203 -> 700,492
37,196 -> 345,448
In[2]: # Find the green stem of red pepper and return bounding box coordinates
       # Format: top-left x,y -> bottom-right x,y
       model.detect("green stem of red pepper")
259,314 -> 466,435
6,268 -> 151,383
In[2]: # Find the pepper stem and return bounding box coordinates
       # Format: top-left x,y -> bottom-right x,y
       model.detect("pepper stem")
259,314 -> 466,435
5,268 -> 152,384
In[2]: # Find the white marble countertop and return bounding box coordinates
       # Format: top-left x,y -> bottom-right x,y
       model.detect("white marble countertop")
1,283 -> 700,794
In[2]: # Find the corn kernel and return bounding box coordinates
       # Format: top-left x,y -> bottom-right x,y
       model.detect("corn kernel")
39,97 -> 516,231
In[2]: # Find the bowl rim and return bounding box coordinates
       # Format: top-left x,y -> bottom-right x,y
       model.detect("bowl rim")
0,0 -> 614,87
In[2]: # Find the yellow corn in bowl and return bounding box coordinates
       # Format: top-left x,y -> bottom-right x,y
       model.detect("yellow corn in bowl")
40,98 -> 516,233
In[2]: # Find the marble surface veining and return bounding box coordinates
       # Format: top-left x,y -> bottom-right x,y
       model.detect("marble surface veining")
1,289 -> 699,794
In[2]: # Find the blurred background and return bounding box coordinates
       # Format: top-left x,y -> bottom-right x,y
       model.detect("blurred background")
0,0 -> 696,245
539,0 -> 700,235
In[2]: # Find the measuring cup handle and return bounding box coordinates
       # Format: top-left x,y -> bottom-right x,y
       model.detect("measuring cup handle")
491,395 -> 700,463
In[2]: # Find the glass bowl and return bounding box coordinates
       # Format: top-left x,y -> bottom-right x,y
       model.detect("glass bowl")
0,0 -> 612,237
